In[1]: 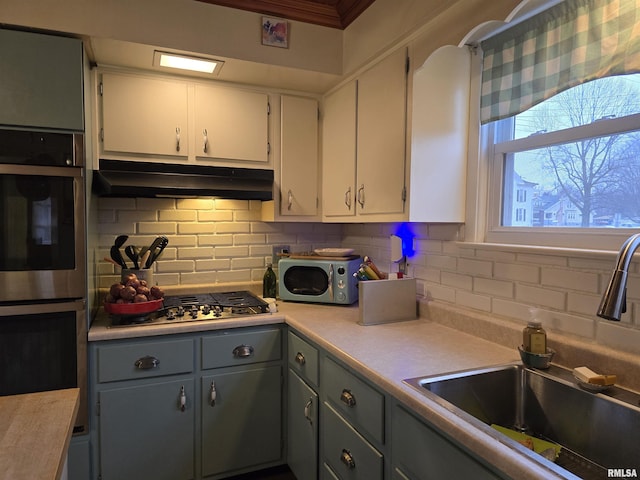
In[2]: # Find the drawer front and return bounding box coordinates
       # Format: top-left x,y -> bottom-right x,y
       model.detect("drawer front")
322,402 -> 383,480
97,338 -> 194,383
288,331 -> 319,386
323,357 -> 385,444
201,327 -> 281,370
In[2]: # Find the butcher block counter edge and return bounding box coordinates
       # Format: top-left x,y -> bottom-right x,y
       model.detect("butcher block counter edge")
0,388 -> 79,480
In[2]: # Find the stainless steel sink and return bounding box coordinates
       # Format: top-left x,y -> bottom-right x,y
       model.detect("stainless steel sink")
404,363 -> 640,479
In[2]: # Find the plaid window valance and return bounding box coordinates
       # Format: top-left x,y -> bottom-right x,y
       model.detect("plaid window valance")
480,0 -> 640,124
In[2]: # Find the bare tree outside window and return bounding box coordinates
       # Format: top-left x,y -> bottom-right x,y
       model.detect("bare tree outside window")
502,75 -> 640,228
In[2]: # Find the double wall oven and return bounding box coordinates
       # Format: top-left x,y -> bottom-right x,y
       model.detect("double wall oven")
0,128 -> 87,432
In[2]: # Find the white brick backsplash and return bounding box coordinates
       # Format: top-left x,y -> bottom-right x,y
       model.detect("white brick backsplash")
214,199 -> 250,210
541,267 -> 599,293
177,198 -> 215,210
516,284 -> 566,310
424,282 -> 456,303
118,210 -> 157,223
138,222 -> 177,235
214,246 -> 249,258
494,262 -> 539,283
198,211 -> 234,222
474,277 -> 514,299
231,257 -> 264,269
476,249 -> 517,263
441,272 -> 472,290
517,253 -> 567,266
596,320 -> 640,352
426,254 -> 457,270
567,291 -> 601,316
159,210 -> 197,222
177,223 -> 216,234
176,247 -> 215,259
233,234 -> 267,245
457,257 -> 493,277
491,299 -> 532,325
456,290 -> 492,312
198,234 -> 233,246
545,310 -> 595,339
215,222 -> 252,234
157,260 -> 196,272
195,259 -> 231,270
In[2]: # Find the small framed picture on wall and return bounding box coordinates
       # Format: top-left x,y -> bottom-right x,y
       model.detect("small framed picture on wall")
262,16 -> 289,48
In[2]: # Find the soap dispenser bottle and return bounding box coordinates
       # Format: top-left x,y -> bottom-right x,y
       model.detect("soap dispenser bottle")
523,308 -> 547,354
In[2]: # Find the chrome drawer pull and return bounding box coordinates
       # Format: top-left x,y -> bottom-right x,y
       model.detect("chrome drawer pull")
304,398 -> 313,425
295,352 -> 306,365
134,355 -> 160,370
340,389 -> 356,407
209,381 -> 217,407
340,449 -> 355,469
232,344 -> 254,358
179,385 -> 186,412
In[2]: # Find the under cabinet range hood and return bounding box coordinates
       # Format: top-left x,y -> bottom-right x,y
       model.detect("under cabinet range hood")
93,159 -> 273,200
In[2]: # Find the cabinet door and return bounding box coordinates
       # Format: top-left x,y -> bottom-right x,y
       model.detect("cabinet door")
202,365 -> 282,477
392,405 -> 503,480
0,29 -> 83,131
101,73 -> 189,157
356,48 -> 407,216
322,81 -> 357,217
288,369 -> 318,480
408,45 -> 470,222
194,85 -> 269,162
98,378 -> 195,480
280,95 -> 319,216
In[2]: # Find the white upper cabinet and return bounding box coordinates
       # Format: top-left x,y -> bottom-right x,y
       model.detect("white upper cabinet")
407,45 -> 471,223
322,48 -> 408,222
99,71 -> 271,167
279,95 -> 319,216
0,29 -> 83,131
322,81 -> 357,217
194,85 -> 269,162
101,72 -> 189,158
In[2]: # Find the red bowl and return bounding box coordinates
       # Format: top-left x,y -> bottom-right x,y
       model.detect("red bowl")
104,298 -> 163,316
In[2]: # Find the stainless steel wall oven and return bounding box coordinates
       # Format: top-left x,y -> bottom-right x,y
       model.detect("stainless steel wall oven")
0,129 -> 87,432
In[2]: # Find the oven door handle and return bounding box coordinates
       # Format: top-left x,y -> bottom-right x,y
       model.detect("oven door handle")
328,263 -> 334,301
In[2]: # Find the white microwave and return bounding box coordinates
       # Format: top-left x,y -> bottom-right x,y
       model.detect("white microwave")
278,257 -> 361,304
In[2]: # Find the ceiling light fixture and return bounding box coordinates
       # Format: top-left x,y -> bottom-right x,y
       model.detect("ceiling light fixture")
153,51 -> 224,75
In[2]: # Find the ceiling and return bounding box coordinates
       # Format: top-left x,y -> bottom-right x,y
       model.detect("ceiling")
194,0 -> 376,29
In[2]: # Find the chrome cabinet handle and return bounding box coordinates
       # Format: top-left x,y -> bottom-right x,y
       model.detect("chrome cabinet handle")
304,398 -> 313,424
295,352 -> 306,365
328,263 -> 334,301
209,381 -> 217,407
340,449 -> 355,469
287,189 -> 293,211
175,127 -> 181,152
232,344 -> 254,358
179,385 -> 186,412
357,184 -> 365,207
203,129 -> 209,153
344,186 -> 352,209
134,355 -> 160,370
340,389 -> 356,407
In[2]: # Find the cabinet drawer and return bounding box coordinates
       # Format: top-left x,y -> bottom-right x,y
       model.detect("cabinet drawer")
322,402 -> 383,480
201,327 -> 281,370
97,338 -> 194,383
288,331 -> 319,386
323,357 -> 385,444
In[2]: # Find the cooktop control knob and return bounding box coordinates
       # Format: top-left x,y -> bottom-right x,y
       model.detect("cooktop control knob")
176,306 -> 185,317
337,266 -> 346,275
202,304 -> 211,315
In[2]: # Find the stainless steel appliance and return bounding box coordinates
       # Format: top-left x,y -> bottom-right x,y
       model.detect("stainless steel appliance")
108,291 -> 270,327
0,299 -> 87,432
0,129 -> 88,433
278,257 -> 361,305
0,129 -> 86,301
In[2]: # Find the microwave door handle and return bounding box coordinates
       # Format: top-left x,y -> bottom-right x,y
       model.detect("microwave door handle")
328,263 -> 334,301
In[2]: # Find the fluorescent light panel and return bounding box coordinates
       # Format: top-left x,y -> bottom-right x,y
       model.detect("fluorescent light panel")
154,51 -> 222,74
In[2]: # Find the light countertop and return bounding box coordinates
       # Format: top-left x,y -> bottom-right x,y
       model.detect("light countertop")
0,388 -> 79,480
89,298 -> 620,480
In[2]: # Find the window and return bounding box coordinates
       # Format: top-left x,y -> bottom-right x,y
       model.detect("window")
478,0 -> 640,249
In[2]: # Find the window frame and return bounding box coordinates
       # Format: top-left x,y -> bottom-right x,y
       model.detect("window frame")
481,111 -> 640,250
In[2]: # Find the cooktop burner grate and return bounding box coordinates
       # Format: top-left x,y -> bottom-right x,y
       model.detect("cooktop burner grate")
108,290 -> 270,327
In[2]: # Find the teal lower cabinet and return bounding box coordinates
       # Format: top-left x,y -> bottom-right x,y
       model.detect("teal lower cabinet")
322,402 -> 384,480
287,368 -> 318,480
90,326 -> 284,480
201,365 -> 282,477
392,404 -> 505,480
98,378 -> 196,480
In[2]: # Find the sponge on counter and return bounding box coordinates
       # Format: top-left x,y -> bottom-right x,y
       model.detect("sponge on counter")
573,366 -> 617,386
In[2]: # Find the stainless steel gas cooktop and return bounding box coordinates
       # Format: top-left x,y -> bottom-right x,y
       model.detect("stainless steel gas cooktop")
108,290 -> 270,327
